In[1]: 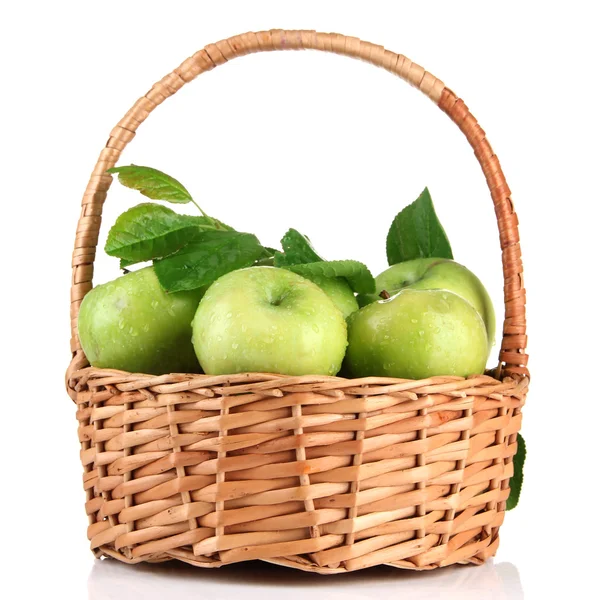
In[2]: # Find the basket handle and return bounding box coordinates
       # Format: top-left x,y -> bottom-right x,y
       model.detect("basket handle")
68,30 -> 528,380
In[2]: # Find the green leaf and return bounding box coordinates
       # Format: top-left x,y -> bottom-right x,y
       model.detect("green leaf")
107,165 -> 194,204
153,231 -> 264,292
120,257 -> 137,270
274,229 -> 374,294
210,218 -> 235,232
507,433 -> 526,511
256,246 -> 278,260
274,229 -> 324,267
105,203 -> 222,264
288,260 -> 376,295
386,188 -> 453,266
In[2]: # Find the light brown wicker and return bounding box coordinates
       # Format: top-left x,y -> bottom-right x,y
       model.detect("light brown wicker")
66,30 -> 528,573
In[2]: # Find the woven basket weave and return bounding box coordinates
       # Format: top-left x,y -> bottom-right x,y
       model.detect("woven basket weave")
66,30 -> 529,573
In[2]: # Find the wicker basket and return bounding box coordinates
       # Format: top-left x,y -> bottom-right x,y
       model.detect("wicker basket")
66,30 -> 528,573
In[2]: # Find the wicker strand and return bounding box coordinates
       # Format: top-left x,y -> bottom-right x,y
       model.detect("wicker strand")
291,403 -> 320,540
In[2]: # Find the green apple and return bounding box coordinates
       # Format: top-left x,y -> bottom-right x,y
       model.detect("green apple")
357,258 -> 495,350
345,288 -> 488,380
78,267 -> 204,374
310,275 -> 359,319
192,266 -> 348,376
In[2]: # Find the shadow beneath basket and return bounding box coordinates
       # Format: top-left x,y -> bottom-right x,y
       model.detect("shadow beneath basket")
88,557 -> 523,599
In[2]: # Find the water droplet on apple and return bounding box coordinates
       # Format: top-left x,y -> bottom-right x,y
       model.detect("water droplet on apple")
232,343 -> 238,350
418,330 -> 425,337
143,324 -> 150,332
434,327 -> 441,334
118,319 -> 125,330
226,312 -> 232,319
411,318 -> 418,324
241,324 -> 247,333
312,324 -> 320,333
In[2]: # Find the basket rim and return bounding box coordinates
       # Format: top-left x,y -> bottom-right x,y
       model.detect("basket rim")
68,365 -> 528,402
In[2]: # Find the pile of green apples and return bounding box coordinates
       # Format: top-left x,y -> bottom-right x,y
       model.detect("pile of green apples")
78,166 -> 495,381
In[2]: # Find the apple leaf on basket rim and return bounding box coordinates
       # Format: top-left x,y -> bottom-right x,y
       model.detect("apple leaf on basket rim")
288,260 -> 376,295
386,187 -> 453,266
105,203 -> 226,265
507,433 -> 526,510
107,165 -> 195,204
153,230 -> 264,293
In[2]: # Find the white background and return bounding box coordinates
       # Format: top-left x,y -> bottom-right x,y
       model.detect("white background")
2,1 -> 599,598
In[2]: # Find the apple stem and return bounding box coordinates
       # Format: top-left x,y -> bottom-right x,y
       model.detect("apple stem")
379,290 -> 391,300
255,256 -> 275,267
190,199 -> 222,230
